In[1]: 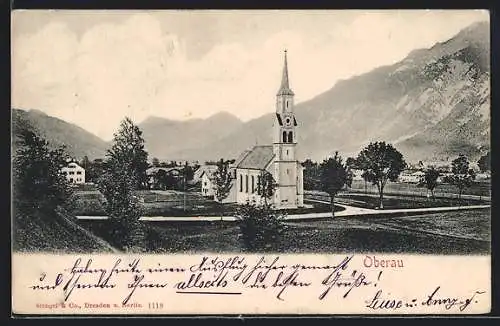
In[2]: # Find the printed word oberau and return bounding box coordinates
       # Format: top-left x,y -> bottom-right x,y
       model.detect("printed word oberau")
363,256 -> 404,268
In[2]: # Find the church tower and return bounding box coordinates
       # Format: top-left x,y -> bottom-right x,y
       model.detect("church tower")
272,50 -> 303,208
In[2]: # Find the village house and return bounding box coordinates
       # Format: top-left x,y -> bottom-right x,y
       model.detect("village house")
198,165 -> 218,197
350,168 -> 365,181
146,167 -> 183,189
399,170 -> 425,183
199,166 -> 237,203
193,164 -> 218,185
61,162 -> 85,184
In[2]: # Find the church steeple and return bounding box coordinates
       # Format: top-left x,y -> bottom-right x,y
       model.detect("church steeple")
277,50 -> 295,96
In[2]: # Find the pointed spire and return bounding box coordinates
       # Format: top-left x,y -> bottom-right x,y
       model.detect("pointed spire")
277,49 -> 294,96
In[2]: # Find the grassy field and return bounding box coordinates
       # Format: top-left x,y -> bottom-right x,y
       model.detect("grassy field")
71,179 -> 490,217
77,208 -> 490,254
335,193 -> 483,209
348,180 -> 491,197
281,208 -> 490,255
305,191 -> 486,210
71,190 -> 341,216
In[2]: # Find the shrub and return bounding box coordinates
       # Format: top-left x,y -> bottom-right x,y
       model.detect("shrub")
235,202 -> 287,252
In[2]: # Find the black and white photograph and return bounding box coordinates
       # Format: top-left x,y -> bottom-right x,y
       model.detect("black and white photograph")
11,9 -> 491,256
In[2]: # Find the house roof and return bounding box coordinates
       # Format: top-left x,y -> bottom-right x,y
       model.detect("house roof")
146,167 -> 182,175
236,145 -> 274,170
66,162 -> 84,169
193,165 -> 218,181
200,169 -> 217,181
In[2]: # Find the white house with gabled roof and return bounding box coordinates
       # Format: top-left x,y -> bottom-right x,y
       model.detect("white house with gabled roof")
61,162 -> 85,184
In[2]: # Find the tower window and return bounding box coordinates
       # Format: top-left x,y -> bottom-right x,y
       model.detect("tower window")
251,175 -> 255,193
286,149 -> 289,155
282,131 -> 287,143
245,175 -> 249,193
288,131 -> 293,143
239,174 -> 243,192
286,101 -> 289,108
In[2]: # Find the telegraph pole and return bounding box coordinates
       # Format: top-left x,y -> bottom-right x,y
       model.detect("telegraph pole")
183,161 -> 187,211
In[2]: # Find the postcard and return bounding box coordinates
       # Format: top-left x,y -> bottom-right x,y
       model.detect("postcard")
11,9 -> 491,315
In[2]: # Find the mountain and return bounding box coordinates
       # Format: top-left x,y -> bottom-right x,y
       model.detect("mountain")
12,21 -> 490,165
11,108 -> 109,160
139,111 -> 243,161
173,21 -> 490,163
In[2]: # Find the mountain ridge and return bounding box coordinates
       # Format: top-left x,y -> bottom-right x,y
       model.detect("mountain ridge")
11,21 -> 490,165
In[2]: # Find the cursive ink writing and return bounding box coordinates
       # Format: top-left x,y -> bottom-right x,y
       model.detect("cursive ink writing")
422,286 -> 486,312
365,286 -> 486,312
319,255 -> 371,300
122,274 -> 168,305
175,272 -> 229,290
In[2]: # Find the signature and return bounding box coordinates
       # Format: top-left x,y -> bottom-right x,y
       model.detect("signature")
365,286 -> 486,312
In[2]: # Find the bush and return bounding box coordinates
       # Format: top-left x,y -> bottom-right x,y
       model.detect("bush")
235,202 -> 287,252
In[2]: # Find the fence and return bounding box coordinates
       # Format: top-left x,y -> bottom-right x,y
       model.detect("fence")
305,180 -> 491,203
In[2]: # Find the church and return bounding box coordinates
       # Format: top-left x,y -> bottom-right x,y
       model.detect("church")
232,50 -> 304,209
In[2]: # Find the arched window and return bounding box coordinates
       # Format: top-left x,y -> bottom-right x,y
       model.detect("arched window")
286,101 -> 289,109
288,131 -> 293,143
282,131 -> 287,143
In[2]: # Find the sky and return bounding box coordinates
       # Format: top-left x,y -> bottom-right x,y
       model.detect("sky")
11,10 -> 489,140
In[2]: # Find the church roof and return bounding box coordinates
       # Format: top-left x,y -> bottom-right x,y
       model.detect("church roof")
277,50 -> 295,96
236,145 -> 275,170
233,149 -> 252,167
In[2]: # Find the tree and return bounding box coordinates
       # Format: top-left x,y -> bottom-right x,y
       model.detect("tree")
423,167 -> 440,200
105,117 -> 149,190
153,169 -> 176,190
13,129 -> 73,218
450,154 -> 476,201
212,158 -> 233,221
256,170 -> 278,206
361,170 -> 370,194
235,201 -> 287,252
356,141 -> 406,209
85,158 -> 105,183
303,159 -> 320,190
346,157 -> 358,169
97,118 -> 147,252
151,157 -> 160,167
477,151 -> 490,173
346,168 -> 354,189
183,163 -> 194,182
319,152 -> 348,217
80,155 -> 91,172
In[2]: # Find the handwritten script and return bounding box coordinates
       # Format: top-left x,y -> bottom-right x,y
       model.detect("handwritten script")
27,255 -> 487,313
